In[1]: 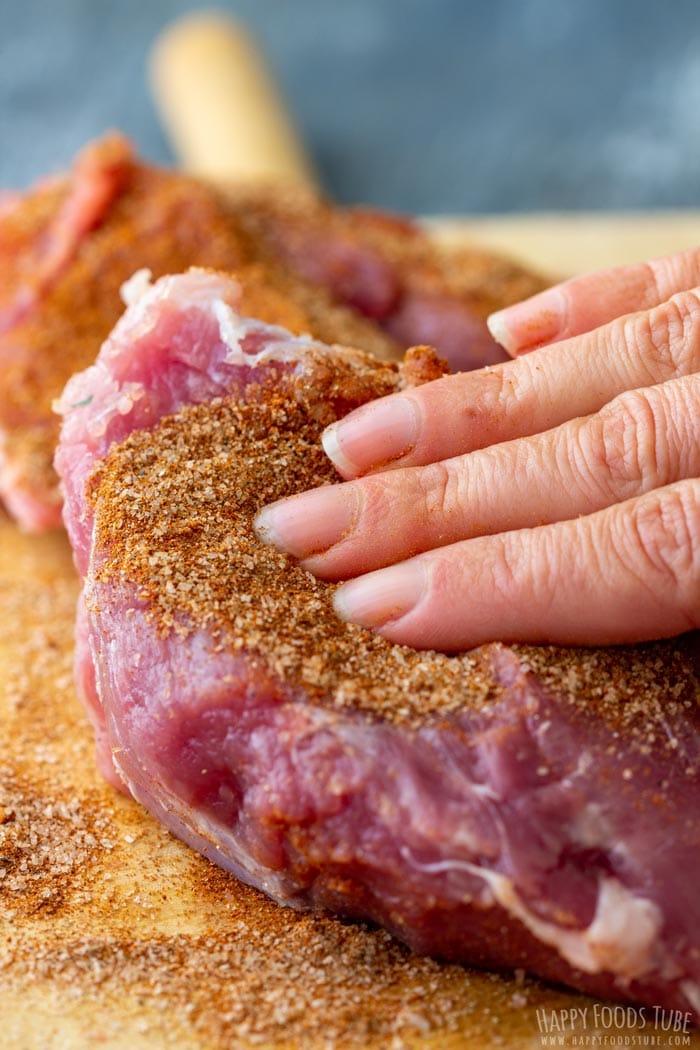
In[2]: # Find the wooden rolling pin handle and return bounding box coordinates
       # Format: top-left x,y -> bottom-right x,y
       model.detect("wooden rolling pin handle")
150,12 -> 318,189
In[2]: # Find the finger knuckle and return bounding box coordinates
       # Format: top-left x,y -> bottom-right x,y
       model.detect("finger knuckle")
581,389 -> 665,500
645,249 -> 700,301
424,368 -> 519,446
623,288 -> 700,382
487,537 -> 522,603
361,476 -> 395,530
420,460 -> 466,523
641,258 -> 669,303
626,485 -> 700,621
469,366 -> 521,423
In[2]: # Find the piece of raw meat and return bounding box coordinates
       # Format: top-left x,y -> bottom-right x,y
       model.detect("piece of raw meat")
0,135 -> 390,531
0,134 -> 244,531
0,134 -> 546,532
225,186 -> 542,370
56,269 -> 700,1018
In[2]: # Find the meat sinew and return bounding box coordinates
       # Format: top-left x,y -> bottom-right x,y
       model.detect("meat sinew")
56,270 -> 700,1017
0,134 -> 546,531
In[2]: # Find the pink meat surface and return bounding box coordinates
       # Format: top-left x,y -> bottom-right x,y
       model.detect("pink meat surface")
56,271 -> 700,1017
229,196 -> 519,371
0,136 -> 130,338
0,135 -> 252,533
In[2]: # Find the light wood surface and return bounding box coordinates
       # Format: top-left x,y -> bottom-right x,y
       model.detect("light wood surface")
3,514 -> 695,1049
430,210 -> 700,276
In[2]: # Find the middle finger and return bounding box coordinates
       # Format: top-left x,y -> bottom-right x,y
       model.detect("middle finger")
321,288 -> 700,480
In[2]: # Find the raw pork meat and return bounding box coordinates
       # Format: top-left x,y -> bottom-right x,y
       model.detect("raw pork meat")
56,270 -> 700,1017
0,134 -> 247,530
225,186 -> 541,369
1,134 -> 546,531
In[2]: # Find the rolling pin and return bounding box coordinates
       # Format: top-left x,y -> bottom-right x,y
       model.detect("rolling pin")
151,19 -> 700,275
150,12 -> 318,189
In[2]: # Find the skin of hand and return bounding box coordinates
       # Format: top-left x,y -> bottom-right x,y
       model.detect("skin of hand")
254,247 -> 700,652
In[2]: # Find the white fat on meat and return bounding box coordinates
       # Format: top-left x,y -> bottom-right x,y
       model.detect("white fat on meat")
681,981 -> 700,1015
401,847 -> 661,981
117,267 -> 334,378
214,297 -> 316,368
213,298 -> 249,350
120,267 -> 153,307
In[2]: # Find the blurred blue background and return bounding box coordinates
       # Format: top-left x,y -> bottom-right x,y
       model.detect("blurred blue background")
1,0 -> 700,214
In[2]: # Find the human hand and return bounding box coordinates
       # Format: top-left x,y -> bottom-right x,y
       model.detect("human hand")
255,249 -> 700,651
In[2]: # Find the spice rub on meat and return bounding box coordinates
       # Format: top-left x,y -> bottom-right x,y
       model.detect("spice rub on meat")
0,134 -> 392,531
0,133 -> 546,532
56,269 -> 700,1019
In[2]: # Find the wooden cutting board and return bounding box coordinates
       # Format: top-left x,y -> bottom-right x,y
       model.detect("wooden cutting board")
2,219 -> 700,1049
429,210 -> 700,276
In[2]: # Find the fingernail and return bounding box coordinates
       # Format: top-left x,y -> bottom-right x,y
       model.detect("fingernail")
322,395 -> 420,477
254,484 -> 359,559
487,287 -> 566,354
333,561 -> 426,628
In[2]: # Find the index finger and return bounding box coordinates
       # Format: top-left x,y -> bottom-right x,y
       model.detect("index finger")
323,287 -> 700,478
487,247 -> 700,356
